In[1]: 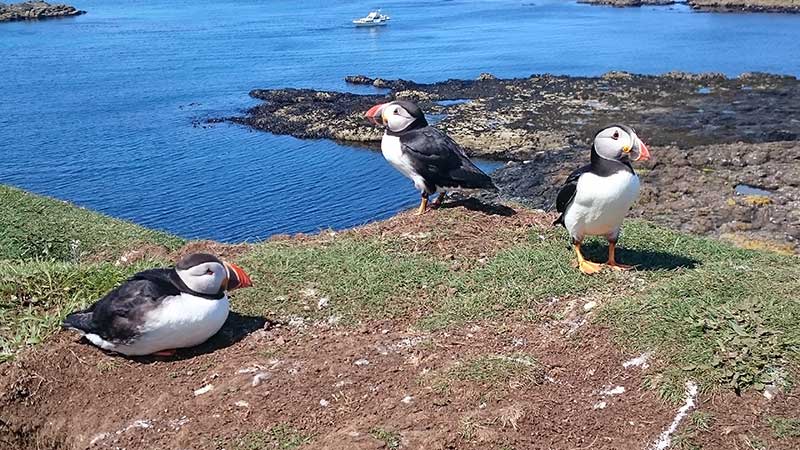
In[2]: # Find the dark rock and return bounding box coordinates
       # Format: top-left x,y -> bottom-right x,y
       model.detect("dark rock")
345,75 -> 374,85
0,1 -> 85,22
578,0 -> 674,6
217,72 -> 800,252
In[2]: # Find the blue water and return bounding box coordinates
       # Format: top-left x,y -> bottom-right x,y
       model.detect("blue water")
2,1 -> 800,242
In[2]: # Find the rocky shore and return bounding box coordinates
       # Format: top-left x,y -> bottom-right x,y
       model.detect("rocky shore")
579,0 -> 800,13
221,71 -> 800,252
0,1 -> 84,22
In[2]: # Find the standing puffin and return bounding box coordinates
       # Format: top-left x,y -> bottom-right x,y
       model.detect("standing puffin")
554,125 -> 651,274
365,100 -> 496,215
62,253 -> 252,356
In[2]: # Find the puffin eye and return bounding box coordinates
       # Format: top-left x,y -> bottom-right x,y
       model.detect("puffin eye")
205,269 -> 214,275
612,131 -> 620,140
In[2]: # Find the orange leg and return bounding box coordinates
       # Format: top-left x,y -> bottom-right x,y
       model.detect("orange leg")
574,243 -> 602,275
606,242 -> 633,271
416,194 -> 429,216
152,349 -> 176,357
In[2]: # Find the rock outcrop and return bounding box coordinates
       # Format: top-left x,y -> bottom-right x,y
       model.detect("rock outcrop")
579,0 -> 800,13
217,71 -> 800,252
0,2 -> 85,22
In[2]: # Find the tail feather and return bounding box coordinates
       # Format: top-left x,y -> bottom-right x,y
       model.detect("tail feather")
62,311 -> 94,333
449,168 -> 497,190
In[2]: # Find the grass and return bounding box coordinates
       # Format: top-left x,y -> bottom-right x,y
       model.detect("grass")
767,416 -> 800,439
446,353 -> 543,387
234,238 -> 449,322
0,259 -> 163,361
228,425 -> 313,450
600,226 -> 800,400
369,427 -> 401,450
0,185 -> 183,262
1,184 -> 799,401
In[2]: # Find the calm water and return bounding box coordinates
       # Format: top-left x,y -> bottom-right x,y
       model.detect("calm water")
2,1 -> 799,242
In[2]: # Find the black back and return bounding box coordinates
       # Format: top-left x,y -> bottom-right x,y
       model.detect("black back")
62,266 -> 225,344
399,126 -> 496,194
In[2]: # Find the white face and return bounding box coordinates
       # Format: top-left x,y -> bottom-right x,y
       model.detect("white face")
176,261 -> 227,295
382,103 -> 417,133
594,125 -> 640,161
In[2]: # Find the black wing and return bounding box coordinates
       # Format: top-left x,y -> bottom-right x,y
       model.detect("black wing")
553,164 -> 591,226
62,269 -> 180,344
401,127 -> 496,192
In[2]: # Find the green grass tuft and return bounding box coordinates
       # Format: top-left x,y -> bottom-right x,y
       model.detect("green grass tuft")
767,416 -> 800,439
0,185 -> 184,262
369,427 -> 401,450
0,259 -> 166,361
228,424 -> 312,450
233,238 -> 449,322
447,353 -> 543,387
600,223 -> 800,401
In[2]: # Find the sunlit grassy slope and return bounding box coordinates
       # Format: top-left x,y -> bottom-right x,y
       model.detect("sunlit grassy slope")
1,184 -> 797,400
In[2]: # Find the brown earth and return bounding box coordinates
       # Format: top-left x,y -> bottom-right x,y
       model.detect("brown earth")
3,304 -> 798,450
1,208 -> 799,450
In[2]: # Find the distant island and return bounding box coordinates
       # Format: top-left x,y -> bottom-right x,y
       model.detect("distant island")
578,0 -> 800,13
0,1 -> 84,22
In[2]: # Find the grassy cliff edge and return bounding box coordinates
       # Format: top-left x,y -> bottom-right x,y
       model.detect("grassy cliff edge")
1,185 -> 798,449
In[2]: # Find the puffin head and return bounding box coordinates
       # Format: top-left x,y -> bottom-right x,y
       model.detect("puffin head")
175,253 -> 252,296
593,124 -> 650,163
365,100 -> 428,133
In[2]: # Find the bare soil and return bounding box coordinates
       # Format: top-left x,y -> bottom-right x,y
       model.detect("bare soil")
2,208 -> 799,450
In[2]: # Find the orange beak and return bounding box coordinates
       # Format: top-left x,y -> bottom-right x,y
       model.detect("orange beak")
634,138 -> 651,162
365,103 -> 386,125
224,262 -> 252,290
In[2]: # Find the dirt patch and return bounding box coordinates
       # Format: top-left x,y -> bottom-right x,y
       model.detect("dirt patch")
347,201 -> 553,263
2,260 -> 797,449
89,240 -> 254,267
0,308 -> 691,450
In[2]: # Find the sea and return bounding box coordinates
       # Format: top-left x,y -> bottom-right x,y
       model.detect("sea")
2,0 -> 799,242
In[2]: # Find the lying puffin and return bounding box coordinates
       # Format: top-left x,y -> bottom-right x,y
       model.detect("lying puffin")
63,253 -> 252,356
365,100 -> 496,215
554,124 -> 651,274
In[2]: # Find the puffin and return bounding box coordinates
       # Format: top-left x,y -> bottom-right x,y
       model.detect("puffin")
365,100 -> 496,215
62,253 -> 252,356
553,124 -> 651,274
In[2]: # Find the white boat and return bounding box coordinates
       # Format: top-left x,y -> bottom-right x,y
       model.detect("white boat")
352,10 -> 390,27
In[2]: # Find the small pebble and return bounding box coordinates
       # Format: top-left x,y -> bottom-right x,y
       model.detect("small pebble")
193,384 -> 213,396
252,372 -> 270,387
583,301 -> 598,312
354,358 -> 370,366
320,399 -> 330,407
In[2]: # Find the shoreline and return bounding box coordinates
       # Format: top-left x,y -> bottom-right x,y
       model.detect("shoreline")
219,71 -> 800,253
0,2 -> 85,23
578,0 -> 800,13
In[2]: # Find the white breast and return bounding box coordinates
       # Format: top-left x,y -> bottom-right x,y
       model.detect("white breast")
564,170 -> 640,241
382,134 -> 428,193
86,293 -> 230,356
